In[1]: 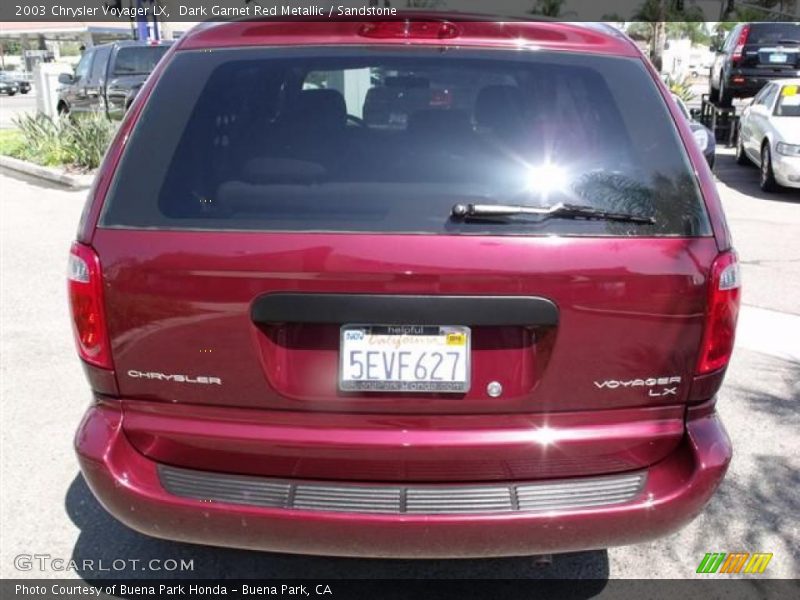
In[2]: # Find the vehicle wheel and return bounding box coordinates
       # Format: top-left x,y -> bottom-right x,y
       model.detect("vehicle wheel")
735,132 -> 750,165
718,78 -> 733,107
21,90 -> 29,95
760,144 -> 780,192
708,78 -> 720,104
8,91 -> 16,96
57,102 -> 69,117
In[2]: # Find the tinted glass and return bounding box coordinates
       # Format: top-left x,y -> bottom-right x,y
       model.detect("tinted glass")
74,51 -> 92,81
101,48 -> 711,237
89,46 -> 111,84
112,46 -> 168,76
762,84 -> 779,108
747,23 -> 800,45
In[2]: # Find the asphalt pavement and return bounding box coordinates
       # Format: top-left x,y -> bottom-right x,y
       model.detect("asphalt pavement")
0,91 -> 37,129
0,151 -> 798,582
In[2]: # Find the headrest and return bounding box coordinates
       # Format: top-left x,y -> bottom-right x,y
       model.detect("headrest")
474,85 -> 524,132
285,89 -> 347,130
407,109 -> 471,137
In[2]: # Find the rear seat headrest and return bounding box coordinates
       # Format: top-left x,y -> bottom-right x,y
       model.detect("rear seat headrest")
407,109 -> 471,138
284,89 -> 347,130
474,85 -> 524,132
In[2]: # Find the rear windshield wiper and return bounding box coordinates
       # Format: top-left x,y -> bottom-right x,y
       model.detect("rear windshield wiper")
451,203 -> 656,225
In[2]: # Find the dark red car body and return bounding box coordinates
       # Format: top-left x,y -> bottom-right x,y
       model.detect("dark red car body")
71,19 -> 736,558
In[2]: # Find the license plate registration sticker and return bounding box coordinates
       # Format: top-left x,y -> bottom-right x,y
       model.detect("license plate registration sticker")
339,325 -> 470,393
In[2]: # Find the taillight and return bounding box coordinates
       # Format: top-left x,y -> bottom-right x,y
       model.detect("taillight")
732,25 -> 750,65
696,251 -> 741,374
68,242 -> 112,369
359,21 -> 460,40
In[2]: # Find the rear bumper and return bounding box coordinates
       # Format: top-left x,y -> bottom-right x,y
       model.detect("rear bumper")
75,402 -> 731,558
727,69 -> 800,96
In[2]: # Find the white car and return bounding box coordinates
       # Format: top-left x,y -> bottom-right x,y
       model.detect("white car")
736,78 -> 800,191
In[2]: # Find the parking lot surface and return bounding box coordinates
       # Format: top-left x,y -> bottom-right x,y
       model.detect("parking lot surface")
0,91 -> 37,129
0,149 -> 798,581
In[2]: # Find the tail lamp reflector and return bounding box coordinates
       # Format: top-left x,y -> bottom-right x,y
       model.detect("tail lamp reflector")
68,243 -> 112,369
732,25 -> 750,65
696,251 -> 741,375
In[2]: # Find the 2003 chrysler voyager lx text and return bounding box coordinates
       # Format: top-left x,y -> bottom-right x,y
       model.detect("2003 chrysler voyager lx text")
70,18 -> 738,557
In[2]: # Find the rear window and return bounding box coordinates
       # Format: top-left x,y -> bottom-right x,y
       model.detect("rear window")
101,47 -> 710,237
747,23 -> 800,45
776,85 -> 800,117
112,46 -> 169,76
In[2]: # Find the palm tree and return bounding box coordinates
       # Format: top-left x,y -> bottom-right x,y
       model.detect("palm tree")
529,0 -> 565,17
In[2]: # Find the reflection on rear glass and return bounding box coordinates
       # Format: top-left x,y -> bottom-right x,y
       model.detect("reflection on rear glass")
102,48 -> 710,237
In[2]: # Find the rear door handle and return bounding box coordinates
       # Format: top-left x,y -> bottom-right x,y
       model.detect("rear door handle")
251,294 -> 559,327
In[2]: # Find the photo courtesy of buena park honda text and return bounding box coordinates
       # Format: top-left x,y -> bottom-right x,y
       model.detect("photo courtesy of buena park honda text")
0,0 -> 798,599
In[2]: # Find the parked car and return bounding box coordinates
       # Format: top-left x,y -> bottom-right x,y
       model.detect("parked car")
0,76 -> 19,96
0,72 -> 31,94
709,22 -> 800,107
672,93 -> 716,168
57,40 -> 171,119
736,78 -> 800,191
70,19 -> 737,558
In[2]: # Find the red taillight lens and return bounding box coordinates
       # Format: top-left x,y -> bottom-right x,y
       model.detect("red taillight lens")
68,242 -> 112,369
696,251 -> 741,374
732,24 -> 750,64
359,21 -> 460,40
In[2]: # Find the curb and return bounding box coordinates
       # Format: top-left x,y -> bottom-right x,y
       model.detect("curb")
0,154 -> 94,189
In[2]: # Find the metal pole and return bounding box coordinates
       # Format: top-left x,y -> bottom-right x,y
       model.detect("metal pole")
136,0 -> 149,41
152,3 -> 160,41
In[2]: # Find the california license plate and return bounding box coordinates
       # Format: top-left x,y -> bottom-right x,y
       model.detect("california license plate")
339,325 -> 470,393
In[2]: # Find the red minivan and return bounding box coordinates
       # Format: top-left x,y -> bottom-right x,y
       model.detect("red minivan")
70,19 -> 738,558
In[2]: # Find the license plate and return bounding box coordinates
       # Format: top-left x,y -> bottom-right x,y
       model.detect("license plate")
769,53 -> 788,64
339,325 -> 470,393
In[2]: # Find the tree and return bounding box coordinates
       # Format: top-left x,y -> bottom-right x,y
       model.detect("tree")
529,0 -> 565,17
629,0 -> 707,71
723,1 -> 799,19
667,22 -> 711,46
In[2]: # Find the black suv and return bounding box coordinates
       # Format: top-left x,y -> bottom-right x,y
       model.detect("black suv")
58,40 -> 171,120
709,22 -> 800,107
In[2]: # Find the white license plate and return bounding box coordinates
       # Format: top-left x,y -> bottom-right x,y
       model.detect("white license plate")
339,325 -> 470,393
769,53 -> 788,63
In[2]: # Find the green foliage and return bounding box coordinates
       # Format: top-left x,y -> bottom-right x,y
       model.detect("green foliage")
530,0 -> 565,17
7,113 -> 115,170
12,113 -> 64,166
715,23 -> 736,36
664,74 -> 695,103
627,22 -> 656,42
0,129 -> 24,157
630,0 -> 705,28
60,115 -> 115,169
1,40 -> 22,55
667,22 -> 711,45
59,42 -> 82,57
727,0 -> 799,20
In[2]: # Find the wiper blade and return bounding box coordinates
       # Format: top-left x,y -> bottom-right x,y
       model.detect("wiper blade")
451,202 -> 655,225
